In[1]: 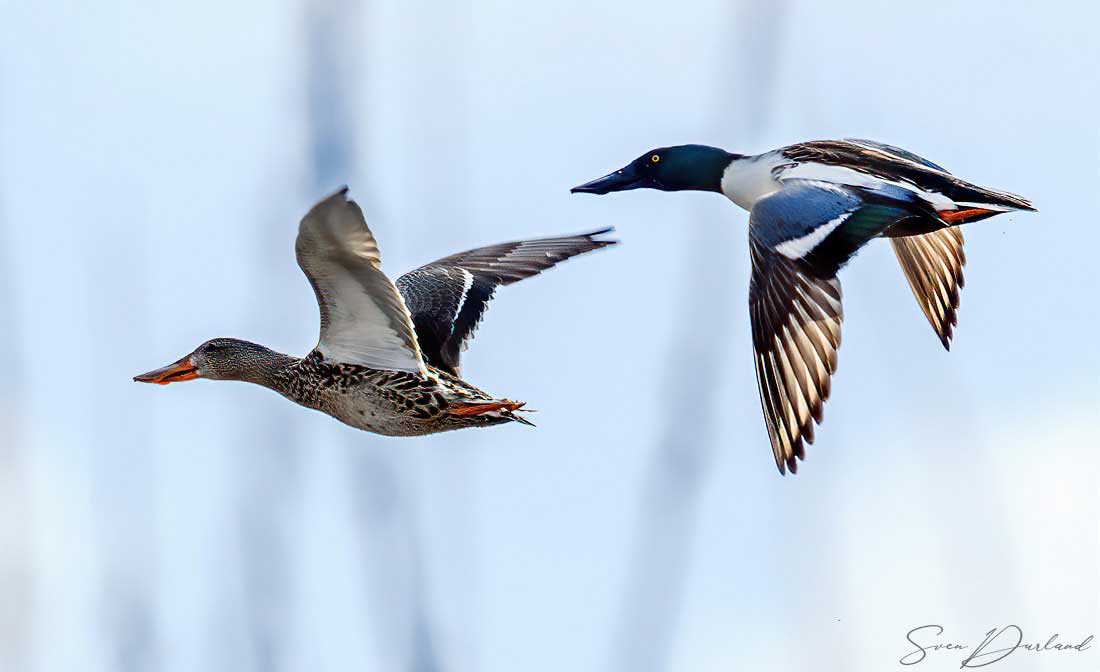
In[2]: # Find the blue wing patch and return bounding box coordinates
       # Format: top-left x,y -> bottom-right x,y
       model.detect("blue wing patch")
749,182 -> 860,250
750,182 -> 926,274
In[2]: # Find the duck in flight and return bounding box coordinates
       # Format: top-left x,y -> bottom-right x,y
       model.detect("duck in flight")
135,188 -> 615,436
572,139 -> 1034,474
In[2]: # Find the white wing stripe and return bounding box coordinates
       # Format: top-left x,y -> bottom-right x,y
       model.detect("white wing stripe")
450,268 -> 475,330
774,213 -> 850,259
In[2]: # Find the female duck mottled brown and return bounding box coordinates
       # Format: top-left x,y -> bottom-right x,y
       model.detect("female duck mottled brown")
135,187 -> 615,435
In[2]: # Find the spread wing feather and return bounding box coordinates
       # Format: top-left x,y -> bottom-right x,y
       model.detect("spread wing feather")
395,229 -> 616,375
749,239 -> 843,474
890,228 -> 966,350
296,187 -> 426,374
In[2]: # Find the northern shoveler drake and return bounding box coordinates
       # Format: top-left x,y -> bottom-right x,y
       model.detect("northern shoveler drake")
135,187 -> 615,436
572,139 -> 1035,474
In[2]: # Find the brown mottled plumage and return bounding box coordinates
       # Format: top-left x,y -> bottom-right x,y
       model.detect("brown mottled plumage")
135,188 -> 615,436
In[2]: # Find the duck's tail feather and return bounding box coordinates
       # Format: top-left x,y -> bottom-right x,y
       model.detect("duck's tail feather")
949,183 -> 1036,214
504,408 -> 537,427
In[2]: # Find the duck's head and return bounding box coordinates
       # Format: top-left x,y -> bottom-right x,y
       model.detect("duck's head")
134,338 -> 270,385
571,144 -> 737,195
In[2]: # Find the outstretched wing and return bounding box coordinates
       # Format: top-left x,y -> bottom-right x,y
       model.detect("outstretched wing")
747,182 -> 928,473
843,146 -> 969,350
296,187 -> 426,374
890,228 -> 966,350
749,239 -> 843,475
395,229 -> 616,375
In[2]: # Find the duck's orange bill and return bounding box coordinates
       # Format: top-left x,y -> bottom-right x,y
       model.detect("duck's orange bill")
133,356 -> 199,385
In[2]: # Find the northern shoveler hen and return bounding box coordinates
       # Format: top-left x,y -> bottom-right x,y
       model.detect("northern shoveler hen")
135,187 -> 615,436
572,139 -> 1035,474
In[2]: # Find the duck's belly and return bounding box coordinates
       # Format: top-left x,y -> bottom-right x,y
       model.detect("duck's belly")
309,381 -> 509,437
277,361 -> 512,437
315,385 -> 448,436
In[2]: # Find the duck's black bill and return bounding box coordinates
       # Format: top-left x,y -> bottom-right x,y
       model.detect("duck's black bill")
134,356 -> 199,385
570,165 -> 648,195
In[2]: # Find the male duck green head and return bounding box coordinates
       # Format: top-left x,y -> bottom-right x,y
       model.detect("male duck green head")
571,145 -> 739,195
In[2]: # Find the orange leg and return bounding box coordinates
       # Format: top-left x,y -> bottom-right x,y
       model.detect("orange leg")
940,207 -> 998,224
451,400 -> 526,417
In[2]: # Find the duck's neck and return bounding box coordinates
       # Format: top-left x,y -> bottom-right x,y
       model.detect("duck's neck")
658,146 -> 740,193
233,346 -> 301,394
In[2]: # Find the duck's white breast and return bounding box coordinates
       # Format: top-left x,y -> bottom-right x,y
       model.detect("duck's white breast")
720,152 -> 786,211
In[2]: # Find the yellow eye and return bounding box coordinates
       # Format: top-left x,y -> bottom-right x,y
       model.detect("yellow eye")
651,154 -> 660,163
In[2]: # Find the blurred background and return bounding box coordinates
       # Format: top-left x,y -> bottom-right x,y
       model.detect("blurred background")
1,1 -> 1097,670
